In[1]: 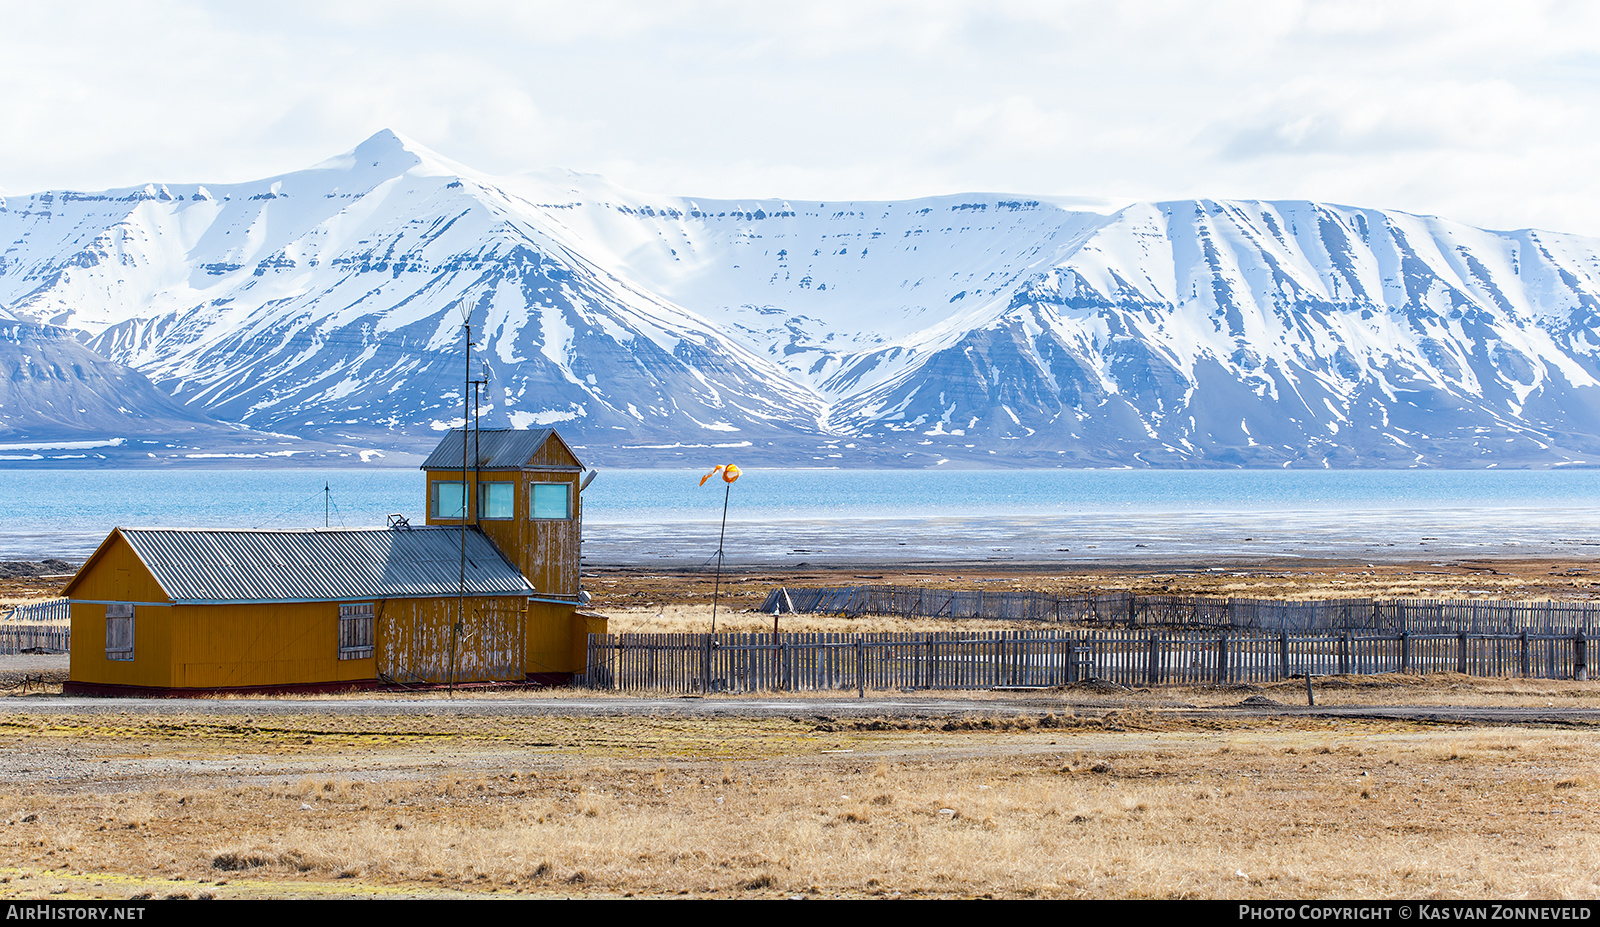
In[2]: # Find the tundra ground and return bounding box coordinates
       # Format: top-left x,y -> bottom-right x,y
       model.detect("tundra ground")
2,560 -> 1597,899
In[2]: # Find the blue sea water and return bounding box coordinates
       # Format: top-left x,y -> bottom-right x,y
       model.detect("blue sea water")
4,467 -> 1600,566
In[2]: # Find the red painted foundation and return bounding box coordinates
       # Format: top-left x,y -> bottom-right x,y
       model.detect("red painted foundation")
63,673 -> 577,698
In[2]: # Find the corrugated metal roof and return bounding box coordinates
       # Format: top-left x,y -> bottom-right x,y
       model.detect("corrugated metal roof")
117,527 -> 536,604
422,428 -> 579,470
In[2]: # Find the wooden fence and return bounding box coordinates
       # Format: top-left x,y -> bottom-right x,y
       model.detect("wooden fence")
760,586 -> 1600,634
0,598 -> 71,654
582,628 -> 1591,693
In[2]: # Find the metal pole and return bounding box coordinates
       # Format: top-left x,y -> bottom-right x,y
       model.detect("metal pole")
469,373 -> 486,519
453,315 -> 470,696
472,377 -> 481,525
710,481 -> 730,634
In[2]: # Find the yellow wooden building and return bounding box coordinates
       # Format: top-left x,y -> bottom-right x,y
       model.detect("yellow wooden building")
64,428 -> 605,696
420,427 -> 600,683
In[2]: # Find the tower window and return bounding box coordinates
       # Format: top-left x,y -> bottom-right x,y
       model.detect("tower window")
431,481 -> 466,519
479,482 -> 515,519
531,482 -> 571,519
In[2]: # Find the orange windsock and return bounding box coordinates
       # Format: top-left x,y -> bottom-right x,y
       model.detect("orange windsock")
700,464 -> 741,486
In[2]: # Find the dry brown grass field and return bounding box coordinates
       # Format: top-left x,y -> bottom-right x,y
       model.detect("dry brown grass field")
0,701 -> 1596,900
580,557 -> 1600,613
1,560 -> 1598,900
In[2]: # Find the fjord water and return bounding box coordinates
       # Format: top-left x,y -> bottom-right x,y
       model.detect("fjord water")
4,468 -> 1600,566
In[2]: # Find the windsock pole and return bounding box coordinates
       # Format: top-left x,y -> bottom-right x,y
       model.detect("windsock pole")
712,480 -> 731,634
699,464 -> 742,635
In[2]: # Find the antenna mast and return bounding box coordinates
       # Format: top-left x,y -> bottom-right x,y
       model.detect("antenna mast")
471,369 -> 487,521
453,308 -> 471,695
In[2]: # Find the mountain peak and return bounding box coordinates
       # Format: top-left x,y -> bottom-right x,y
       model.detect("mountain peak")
312,129 -> 470,181
353,128 -> 425,163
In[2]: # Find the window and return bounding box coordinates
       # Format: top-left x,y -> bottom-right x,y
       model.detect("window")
479,481 -> 515,520
105,603 -> 134,661
430,480 -> 465,519
339,603 -> 374,660
531,482 -> 570,519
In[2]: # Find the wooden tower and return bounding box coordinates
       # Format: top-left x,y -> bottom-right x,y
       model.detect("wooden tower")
419,428 -> 586,600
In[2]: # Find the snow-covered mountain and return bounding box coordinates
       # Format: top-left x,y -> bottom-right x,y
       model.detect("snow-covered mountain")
4,129 -> 1600,468
0,315 -> 399,466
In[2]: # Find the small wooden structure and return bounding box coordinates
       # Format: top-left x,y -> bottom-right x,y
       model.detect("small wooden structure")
64,428 -> 605,696
421,428 -> 599,681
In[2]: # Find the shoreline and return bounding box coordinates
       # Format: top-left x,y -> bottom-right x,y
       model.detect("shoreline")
580,511 -> 1600,570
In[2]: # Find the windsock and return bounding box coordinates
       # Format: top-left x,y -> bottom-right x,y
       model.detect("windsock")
699,464 -> 742,486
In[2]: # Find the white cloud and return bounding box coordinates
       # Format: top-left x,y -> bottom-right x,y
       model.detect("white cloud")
4,0 -> 1600,234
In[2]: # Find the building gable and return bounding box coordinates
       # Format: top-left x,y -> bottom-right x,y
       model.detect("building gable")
62,529 -> 171,605
421,428 -> 583,472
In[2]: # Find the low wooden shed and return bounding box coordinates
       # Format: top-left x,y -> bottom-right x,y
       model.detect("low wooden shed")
64,427 -> 606,696
64,526 -> 541,695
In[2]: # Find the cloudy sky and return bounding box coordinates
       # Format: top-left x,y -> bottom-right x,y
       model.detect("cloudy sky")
5,0 -> 1599,234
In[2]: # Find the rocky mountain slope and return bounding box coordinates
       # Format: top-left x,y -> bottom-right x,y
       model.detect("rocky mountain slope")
3,130 -> 1599,468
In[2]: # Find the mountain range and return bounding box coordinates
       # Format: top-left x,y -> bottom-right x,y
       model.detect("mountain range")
4,129 -> 1600,468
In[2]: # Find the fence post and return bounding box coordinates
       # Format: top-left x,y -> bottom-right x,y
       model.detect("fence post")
702,635 -> 713,693
1065,635 -> 1078,684
1457,631 -> 1468,676
1520,630 -> 1530,679
1216,631 -> 1228,685
856,636 -> 866,698
1146,632 -> 1161,686
1279,631 -> 1290,679
1576,631 -> 1588,682
1400,631 -> 1410,674
1337,632 -> 1349,676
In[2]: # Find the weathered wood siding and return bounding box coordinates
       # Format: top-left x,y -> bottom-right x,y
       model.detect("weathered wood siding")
521,434 -> 583,599
518,468 -> 581,598
423,469 -> 581,598
380,596 -> 526,684
525,436 -> 581,470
